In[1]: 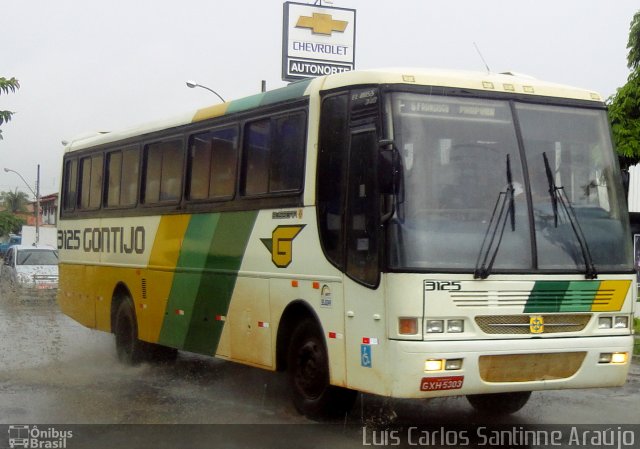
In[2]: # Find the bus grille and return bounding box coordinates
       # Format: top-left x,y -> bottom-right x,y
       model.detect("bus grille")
475,314 -> 591,334
479,352 -> 586,382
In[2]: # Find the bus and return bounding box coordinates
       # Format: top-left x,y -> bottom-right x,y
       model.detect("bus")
57,68 -> 636,418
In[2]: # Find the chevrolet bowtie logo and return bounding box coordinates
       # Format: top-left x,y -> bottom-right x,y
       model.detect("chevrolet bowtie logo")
296,13 -> 348,35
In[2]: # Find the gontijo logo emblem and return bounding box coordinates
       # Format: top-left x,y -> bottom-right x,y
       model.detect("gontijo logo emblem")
296,13 -> 348,35
261,225 -> 305,268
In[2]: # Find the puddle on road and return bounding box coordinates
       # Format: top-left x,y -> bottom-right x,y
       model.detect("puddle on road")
0,289 -> 108,371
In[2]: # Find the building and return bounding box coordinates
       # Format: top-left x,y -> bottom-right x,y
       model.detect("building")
15,192 -> 58,227
38,192 -> 58,226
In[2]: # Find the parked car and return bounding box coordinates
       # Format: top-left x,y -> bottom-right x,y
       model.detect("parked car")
0,234 -> 22,258
1,245 -> 59,296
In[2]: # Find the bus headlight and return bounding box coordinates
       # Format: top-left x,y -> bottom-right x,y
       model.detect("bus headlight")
445,358 -> 463,370
598,316 -> 629,329
424,358 -> 464,372
614,316 -> 629,329
426,319 -> 463,333
447,319 -> 464,333
598,317 -> 613,329
611,353 -> 628,364
426,320 -> 444,333
599,352 -> 628,364
424,359 -> 443,371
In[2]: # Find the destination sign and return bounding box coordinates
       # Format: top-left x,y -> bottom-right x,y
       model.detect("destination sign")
397,98 -> 508,122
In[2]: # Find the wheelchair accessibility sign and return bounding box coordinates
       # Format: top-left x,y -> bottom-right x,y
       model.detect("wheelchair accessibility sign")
361,344 -> 372,368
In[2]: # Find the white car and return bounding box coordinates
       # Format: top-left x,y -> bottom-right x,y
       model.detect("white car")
1,245 -> 59,293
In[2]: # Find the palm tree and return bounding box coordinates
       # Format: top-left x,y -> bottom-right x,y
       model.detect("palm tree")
0,76 -> 20,140
2,189 -> 30,213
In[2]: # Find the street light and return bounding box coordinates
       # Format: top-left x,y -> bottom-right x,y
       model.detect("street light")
185,80 -> 225,103
4,165 -> 40,245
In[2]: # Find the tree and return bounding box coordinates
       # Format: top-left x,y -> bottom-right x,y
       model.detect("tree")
0,76 -> 20,140
1,189 -> 30,213
0,211 -> 25,237
608,76 -> 640,159
628,10 -> 640,72
608,10 -> 640,162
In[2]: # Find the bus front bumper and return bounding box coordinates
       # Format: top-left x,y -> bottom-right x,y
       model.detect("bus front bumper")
386,335 -> 634,398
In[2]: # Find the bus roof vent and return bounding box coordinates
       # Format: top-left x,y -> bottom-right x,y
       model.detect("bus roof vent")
500,71 -> 536,79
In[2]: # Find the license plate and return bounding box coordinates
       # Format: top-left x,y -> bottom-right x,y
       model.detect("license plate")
420,376 -> 464,391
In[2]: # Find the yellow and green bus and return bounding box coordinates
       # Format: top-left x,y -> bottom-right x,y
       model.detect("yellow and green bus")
58,68 -> 636,417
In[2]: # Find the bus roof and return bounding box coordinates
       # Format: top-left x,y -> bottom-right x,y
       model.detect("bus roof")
63,68 -> 603,153
316,68 -> 603,103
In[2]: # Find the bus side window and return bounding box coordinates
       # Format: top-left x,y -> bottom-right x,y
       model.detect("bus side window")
241,112 -> 306,197
62,158 -> 78,212
106,146 -> 139,208
78,154 -> 103,210
242,119 -> 271,196
106,151 -> 123,207
210,130 -> 238,198
160,142 -> 183,201
271,112 -> 306,192
317,94 -> 349,269
121,148 -> 140,206
346,128 -> 379,287
143,139 -> 183,204
188,135 -> 213,200
187,126 -> 238,200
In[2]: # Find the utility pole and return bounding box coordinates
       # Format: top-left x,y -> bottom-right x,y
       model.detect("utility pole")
35,164 -> 40,246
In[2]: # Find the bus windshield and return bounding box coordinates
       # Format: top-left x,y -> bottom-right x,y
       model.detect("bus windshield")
387,92 -> 632,273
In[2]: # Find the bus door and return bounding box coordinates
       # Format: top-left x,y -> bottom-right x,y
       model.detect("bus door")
343,125 -> 387,393
318,90 -> 386,392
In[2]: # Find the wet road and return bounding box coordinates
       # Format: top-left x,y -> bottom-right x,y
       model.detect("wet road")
0,287 -> 638,448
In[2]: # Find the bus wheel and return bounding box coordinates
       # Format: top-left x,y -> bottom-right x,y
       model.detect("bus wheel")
287,319 -> 356,419
114,298 -> 146,365
466,391 -> 531,415
147,344 -> 178,364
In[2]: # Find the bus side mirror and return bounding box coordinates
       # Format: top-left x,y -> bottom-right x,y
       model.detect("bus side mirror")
379,139 -> 400,195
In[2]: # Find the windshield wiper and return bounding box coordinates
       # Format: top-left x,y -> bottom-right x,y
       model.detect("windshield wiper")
542,152 -> 597,279
474,154 -> 516,279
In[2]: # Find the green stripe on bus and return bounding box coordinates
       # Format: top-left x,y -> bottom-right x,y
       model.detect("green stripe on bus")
261,79 -> 312,105
226,93 -> 264,115
524,281 -> 569,313
524,280 -> 601,313
182,211 -> 257,354
158,213 -> 220,348
225,79 -> 312,115
161,211 -> 258,355
560,281 -> 599,312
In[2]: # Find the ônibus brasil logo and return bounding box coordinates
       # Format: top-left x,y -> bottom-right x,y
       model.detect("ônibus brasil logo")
7,425 -> 73,449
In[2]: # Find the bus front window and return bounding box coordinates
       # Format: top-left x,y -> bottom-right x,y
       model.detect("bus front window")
387,92 -> 632,273
387,93 -> 532,271
516,103 -> 632,271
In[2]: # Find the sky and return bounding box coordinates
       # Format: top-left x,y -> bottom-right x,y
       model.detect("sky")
0,0 -> 638,198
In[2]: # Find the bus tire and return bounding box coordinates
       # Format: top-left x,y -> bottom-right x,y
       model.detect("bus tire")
114,298 -> 146,365
466,391 -> 531,415
287,318 -> 356,419
147,343 -> 178,364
